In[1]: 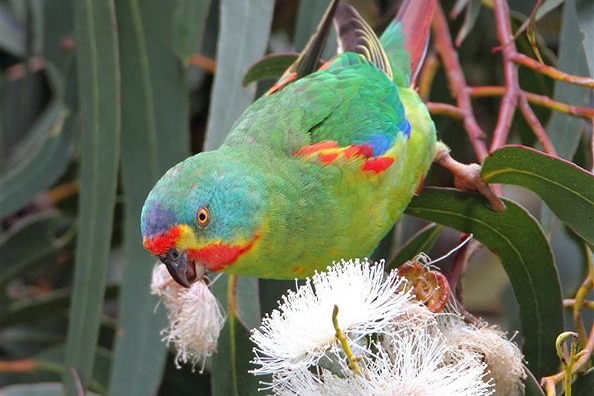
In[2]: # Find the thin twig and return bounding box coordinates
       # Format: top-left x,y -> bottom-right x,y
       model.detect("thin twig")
518,95 -> 557,155
512,53 -> 594,89
432,2 -> 489,161
490,0 -> 519,152
426,102 -> 464,119
468,86 -> 594,120
417,50 -> 440,101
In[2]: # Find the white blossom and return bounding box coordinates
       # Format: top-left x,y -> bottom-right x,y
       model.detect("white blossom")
250,259 -> 500,395
151,263 -> 225,370
250,259 -> 414,379
273,325 -> 493,396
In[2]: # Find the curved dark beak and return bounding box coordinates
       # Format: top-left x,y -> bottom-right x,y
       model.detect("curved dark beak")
159,248 -> 197,288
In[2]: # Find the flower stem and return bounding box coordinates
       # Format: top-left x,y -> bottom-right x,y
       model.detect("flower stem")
332,305 -> 361,376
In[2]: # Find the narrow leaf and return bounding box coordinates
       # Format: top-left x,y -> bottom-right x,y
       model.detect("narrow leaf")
388,223 -> 442,270
482,146 -> 594,245
0,286 -> 118,328
545,0 -> 591,160
0,66 -> 74,219
204,0 -> 274,150
212,275 -> 261,396
405,187 -> 564,378
242,53 -> 300,86
109,1 -> 192,395
173,0 -> 212,63
63,0 -> 120,392
0,211 -> 73,289
0,3 -> 24,57
576,0 -> 594,77
0,383 -> 101,396
454,0 -> 482,47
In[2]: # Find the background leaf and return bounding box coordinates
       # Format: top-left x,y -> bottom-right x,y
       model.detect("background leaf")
406,187 -> 564,378
203,0 -> 274,150
0,211 -> 73,290
387,223 -> 442,270
545,0 -> 591,160
482,145 -> 594,245
211,275 -> 261,396
0,65 -> 74,219
62,0 -> 120,392
108,1 -> 194,395
575,0 -> 594,77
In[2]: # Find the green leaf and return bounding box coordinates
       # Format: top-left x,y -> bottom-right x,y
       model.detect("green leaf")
172,0 -> 212,63
524,368 -> 546,396
387,223 -> 442,270
0,286 -> 118,328
212,275 -> 261,396
0,383 -> 101,396
545,0 -> 591,160
576,0 -> 594,76
0,3 -> 25,57
242,53 -> 299,86
0,211 -> 73,289
0,65 -> 74,219
482,146 -> 594,245
573,367 -> 594,396
454,0 -> 482,47
405,187 -> 564,378
109,0 -> 193,395
204,0 -> 274,150
63,0 -> 120,392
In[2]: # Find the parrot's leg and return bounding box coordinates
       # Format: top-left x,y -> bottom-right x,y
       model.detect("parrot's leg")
434,142 -> 505,212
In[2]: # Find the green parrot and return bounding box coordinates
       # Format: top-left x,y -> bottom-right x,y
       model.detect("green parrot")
141,0 -> 437,287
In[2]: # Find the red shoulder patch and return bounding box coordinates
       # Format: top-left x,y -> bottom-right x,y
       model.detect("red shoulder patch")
362,157 -> 395,173
294,141 -> 395,174
294,141 -> 339,156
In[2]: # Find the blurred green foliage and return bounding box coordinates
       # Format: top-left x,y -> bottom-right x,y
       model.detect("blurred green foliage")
0,0 -> 592,395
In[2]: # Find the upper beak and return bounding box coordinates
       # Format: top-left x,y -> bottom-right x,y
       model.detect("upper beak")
159,248 -> 197,288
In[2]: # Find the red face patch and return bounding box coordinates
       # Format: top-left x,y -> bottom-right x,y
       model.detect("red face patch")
143,227 -> 181,256
187,235 -> 260,272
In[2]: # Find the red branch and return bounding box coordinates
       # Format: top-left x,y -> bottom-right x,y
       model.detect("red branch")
432,3 -> 489,161
490,0 -> 520,152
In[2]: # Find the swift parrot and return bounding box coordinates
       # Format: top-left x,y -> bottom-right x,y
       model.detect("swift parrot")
141,0 -> 439,287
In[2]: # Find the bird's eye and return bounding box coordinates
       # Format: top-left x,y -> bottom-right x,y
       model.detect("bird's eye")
196,207 -> 210,227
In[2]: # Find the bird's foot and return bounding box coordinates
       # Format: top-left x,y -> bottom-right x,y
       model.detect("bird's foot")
434,142 -> 505,212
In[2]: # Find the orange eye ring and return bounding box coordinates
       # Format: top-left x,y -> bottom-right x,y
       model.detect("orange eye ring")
196,207 -> 210,227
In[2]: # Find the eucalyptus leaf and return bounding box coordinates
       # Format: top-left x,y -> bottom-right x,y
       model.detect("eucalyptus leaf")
405,187 -> 564,378
387,223 -> 442,270
454,0 -> 482,47
173,0 -> 212,64
211,274 -> 261,396
204,0 -> 274,150
109,0 -> 192,394
482,146 -> 594,245
0,383 -> 101,396
62,0 -> 120,392
576,0 -> 594,77
545,0 -> 591,160
0,211 -> 73,289
0,65 -> 74,219
242,53 -> 300,86
0,3 -> 25,57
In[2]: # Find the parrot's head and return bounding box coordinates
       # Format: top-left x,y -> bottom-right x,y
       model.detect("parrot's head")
140,151 -> 265,287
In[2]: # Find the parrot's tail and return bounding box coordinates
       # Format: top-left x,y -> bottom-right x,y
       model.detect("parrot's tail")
380,0 -> 437,87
